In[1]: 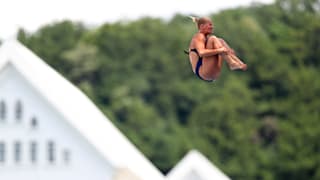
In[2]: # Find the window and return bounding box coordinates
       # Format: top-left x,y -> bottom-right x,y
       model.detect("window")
14,141 -> 22,163
31,117 -> 38,129
48,141 -> 55,163
0,101 -> 6,121
30,141 -> 37,163
0,142 -> 5,163
15,100 -> 23,122
63,149 -> 71,164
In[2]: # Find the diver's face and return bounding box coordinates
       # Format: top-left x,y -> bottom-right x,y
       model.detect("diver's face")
201,21 -> 214,34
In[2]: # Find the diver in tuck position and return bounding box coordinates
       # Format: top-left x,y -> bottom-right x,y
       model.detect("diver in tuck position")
186,16 -> 247,82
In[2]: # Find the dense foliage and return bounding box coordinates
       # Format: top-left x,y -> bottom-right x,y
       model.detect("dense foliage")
13,0 -> 320,179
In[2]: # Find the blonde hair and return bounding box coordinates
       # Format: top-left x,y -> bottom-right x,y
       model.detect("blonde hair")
189,16 -> 211,29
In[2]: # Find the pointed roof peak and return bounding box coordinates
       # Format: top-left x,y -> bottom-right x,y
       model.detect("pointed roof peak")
167,149 -> 230,180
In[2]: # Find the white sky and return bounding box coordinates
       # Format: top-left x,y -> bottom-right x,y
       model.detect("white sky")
0,0 -> 274,40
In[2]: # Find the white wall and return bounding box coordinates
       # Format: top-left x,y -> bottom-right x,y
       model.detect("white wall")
0,63 -> 115,180
181,171 -> 204,180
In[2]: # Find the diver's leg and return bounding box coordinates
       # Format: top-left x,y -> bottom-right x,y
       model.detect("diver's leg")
218,38 -> 247,70
199,36 -> 224,80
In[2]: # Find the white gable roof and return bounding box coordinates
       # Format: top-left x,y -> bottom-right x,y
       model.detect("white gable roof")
0,40 -> 164,180
166,150 -> 231,180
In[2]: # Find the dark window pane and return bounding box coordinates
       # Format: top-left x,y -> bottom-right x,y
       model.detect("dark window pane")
48,141 -> 55,163
64,149 -> 71,164
14,142 -> 21,163
0,101 -> 6,121
0,142 -> 5,163
15,100 -> 23,122
30,141 -> 37,163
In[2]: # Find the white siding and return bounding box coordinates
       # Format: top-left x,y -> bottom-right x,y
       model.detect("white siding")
0,64 -> 115,180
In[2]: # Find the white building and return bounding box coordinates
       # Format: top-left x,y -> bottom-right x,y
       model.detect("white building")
0,40 -> 230,180
167,150 -> 231,180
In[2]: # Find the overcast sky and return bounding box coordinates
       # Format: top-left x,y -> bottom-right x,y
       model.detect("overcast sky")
0,0 -> 274,39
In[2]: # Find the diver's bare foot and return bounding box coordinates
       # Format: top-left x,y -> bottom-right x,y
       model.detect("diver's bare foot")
228,62 -> 247,71
229,62 -> 243,70
240,63 -> 247,71
228,55 -> 247,71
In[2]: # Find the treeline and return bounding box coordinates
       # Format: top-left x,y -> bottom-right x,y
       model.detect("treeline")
15,0 -> 320,179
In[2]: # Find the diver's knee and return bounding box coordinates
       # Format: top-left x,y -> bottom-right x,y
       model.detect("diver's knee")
207,36 -> 222,48
207,35 -> 216,42
206,36 -> 217,48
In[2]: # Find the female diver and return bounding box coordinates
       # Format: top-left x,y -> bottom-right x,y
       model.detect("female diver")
187,16 -> 247,82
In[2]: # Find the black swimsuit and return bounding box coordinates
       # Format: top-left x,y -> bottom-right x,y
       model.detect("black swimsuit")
187,49 -> 214,82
